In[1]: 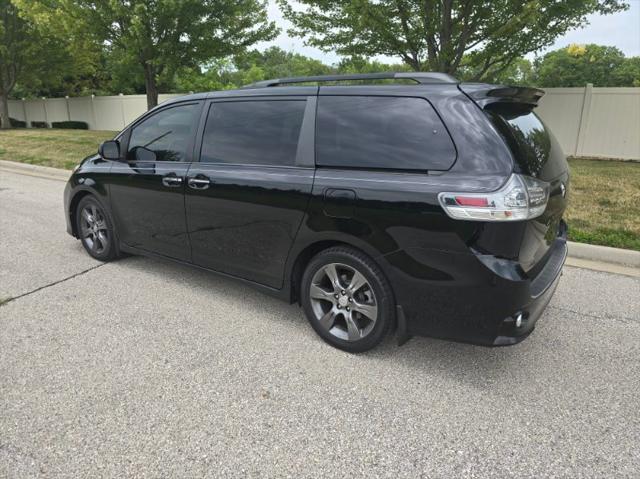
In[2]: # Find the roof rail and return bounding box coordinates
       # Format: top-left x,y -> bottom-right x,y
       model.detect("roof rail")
242,72 -> 458,89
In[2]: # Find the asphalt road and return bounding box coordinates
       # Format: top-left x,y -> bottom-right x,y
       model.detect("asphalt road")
1,168 -> 639,478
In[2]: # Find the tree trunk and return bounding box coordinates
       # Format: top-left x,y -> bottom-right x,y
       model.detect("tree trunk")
0,91 -> 11,129
143,63 -> 159,110
439,0 -> 453,73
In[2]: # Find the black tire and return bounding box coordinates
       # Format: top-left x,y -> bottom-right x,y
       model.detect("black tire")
300,246 -> 395,353
75,195 -> 119,261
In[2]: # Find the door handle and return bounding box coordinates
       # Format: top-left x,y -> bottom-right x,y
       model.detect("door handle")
187,176 -> 211,190
162,175 -> 183,187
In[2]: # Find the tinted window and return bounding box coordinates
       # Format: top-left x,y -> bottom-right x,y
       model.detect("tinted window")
316,96 -> 456,170
128,103 -> 199,162
201,100 -> 306,166
489,108 -> 551,174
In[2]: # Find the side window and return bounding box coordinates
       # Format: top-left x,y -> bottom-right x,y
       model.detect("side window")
200,100 -> 306,166
128,103 -> 199,162
316,96 -> 456,170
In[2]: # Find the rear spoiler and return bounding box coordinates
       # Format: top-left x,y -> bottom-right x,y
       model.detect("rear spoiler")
459,83 -> 544,109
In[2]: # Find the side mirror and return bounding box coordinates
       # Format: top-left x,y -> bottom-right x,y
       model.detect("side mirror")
98,140 -> 121,160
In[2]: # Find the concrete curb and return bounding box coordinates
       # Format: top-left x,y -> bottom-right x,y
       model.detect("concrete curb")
568,155 -> 639,164
565,257 -> 639,278
1,159 -> 638,276
0,160 -> 70,182
567,241 -> 640,268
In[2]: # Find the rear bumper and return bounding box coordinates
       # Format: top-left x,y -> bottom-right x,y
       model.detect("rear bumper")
492,237 -> 567,345
384,231 -> 567,347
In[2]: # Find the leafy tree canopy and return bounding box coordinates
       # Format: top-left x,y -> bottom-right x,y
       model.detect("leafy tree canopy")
458,57 -> 533,85
40,0 -> 279,109
170,47 -> 334,92
235,46 -> 333,79
1,0 -> 95,128
277,0 -> 628,80
336,56 -> 410,74
534,43 -> 640,87
170,47 -> 416,91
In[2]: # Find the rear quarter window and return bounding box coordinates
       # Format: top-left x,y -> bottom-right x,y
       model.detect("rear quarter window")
316,96 -> 456,171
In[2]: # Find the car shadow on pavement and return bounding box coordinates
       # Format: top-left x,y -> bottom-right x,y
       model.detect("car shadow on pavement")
107,253 -> 552,387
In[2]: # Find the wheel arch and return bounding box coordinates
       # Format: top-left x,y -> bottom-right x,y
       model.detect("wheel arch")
289,240 -> 345,304
68,189 -> 95,238
286,236 -> 395,306
68,187 -> 113,238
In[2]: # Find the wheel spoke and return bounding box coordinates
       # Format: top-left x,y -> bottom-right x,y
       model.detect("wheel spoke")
310,284 -> 334,302
96,231 -> 108,249
318,310 -> 337,331
82,209 -> 93,225
345,313 -> 362,341
353,301 -> 378,321
348,270 -> 367,294
323,264 -> 342,290
82,229 -> 93,239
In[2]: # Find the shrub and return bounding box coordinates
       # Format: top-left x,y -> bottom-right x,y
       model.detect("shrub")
9,117 -> 26,128
51,121 -> 89,130
31,121 -> 48,128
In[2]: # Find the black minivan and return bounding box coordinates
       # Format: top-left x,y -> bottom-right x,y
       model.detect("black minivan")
64,72 -> 569,352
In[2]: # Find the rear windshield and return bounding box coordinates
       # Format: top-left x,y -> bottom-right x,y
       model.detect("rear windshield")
487,105 -> 565,179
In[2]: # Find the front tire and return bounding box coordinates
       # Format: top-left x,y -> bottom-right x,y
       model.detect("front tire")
300,246 -> 395,353
75,195 -> 118,261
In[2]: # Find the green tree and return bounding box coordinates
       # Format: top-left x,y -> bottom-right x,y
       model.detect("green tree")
460,57 -> 534,85
277,0 -> 627,80
336,56 -> 410,74
174,49 -> 418,93
171,47 -> 334,93
11,0 -> 107,97
612,57 -> 640,87
59,0 -> 278,109
0,0 -> 80,128
172,59 -> 239,92
535,44 -> 640,87
234,46 -> 333,80
0,0 -> 34,128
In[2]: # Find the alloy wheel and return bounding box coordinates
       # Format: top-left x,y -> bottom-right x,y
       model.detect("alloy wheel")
79,204 -> 110,255
309,262 -> 378,342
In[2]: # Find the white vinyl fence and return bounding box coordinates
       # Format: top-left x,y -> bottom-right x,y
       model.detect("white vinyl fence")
8,93 -> 183,132
535,85 -> 640,160
8,85 -> 640,160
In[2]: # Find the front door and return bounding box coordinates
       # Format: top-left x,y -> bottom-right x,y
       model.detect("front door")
109,101 -> 202,261
185,97 -> 316,288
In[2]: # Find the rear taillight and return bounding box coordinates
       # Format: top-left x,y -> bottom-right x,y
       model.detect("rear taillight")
438,174 -> 550,221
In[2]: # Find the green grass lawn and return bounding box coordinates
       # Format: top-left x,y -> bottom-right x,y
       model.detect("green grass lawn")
566,158 -> 640,251
1,128 -> 639,251
0,128 -> 116,170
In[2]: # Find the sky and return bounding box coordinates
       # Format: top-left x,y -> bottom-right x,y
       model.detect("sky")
259,0 -> 640,65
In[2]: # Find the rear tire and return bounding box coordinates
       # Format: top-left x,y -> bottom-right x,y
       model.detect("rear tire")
300,246 -> 395,353
75,195 -> 118,262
